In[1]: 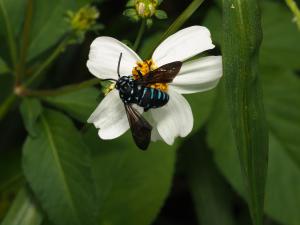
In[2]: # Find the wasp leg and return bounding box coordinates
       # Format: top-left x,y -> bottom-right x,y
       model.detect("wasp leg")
138,70 -> 143,80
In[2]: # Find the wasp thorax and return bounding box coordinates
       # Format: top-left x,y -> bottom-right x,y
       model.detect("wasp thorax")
115,76 -> 134,94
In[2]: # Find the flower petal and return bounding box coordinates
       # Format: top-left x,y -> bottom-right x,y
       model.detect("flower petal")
169,56 -> 222,94
152,26 -> 215,67
87,37 -> 141,80
151,127 -> 163,142
87,89 -> 129,139
151,89 -> 193,145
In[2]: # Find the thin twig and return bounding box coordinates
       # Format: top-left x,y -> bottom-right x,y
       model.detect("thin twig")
20,78 -> 100,97
133,19 -> 146,51
15,0 -> 33,85
0,0 -> 18,68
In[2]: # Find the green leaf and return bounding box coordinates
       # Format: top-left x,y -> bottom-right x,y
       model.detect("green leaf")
183,132 -> 236,225
42,88 -> 100,122
207,68 -> 300,225
0,0 -> 25,38
202,7 -> 222,45
0,0 -> 25,65
27,0 -> 83,61
83,127 -> 176,225
204,1 -> 300,69
1,187 -> 43,225
126,0 -> 135,7
260,1 -> 300,69
0,149 -> 23,221
123,8 -> 139,22
222,1 -> 268,225
23,109 -> 97,225
0,58 -> 10,74
155,10 -> 167,19
20,98 -> 43,136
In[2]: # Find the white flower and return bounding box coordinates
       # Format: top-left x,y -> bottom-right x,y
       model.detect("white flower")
87,26 -> 222,145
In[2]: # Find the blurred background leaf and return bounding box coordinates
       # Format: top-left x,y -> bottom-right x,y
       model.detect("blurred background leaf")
260,1 -> 300,70
42,87 -> 100,123
83,127 -> 177,225
0,149 -> 23,222
183,131 -> 237,225
0,58 -> 10,74
204,1 -> 300,70
20,98 -> 43,136
1,187 -> 43,225
1,0 -> 300,225
27,0 -> 85,62
207,66 -> 300,225
23,109 -> 97,225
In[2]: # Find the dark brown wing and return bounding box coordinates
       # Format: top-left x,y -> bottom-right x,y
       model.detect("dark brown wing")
124,104 -> 152,150
136,61 -> 182,85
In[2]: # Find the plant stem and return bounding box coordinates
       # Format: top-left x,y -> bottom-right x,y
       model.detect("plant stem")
133,19 -> 146,51
0,0 -> 18,68
24,37 -> 69,87
285,0 -> 300,29
0,36 -> 70,121
15,0 -> 33,85
21,78 -> 100,97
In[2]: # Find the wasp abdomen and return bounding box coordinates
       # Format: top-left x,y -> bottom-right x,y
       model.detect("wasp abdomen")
138,87 -> 169,111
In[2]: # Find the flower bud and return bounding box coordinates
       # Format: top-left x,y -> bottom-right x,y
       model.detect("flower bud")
67,5 -> 100,33
135,0 -> 158,18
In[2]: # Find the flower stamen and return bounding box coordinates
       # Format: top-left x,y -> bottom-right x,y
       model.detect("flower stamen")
132,59 -> 168,91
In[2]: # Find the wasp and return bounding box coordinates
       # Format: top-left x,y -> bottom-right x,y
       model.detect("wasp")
106,53 -> 182,150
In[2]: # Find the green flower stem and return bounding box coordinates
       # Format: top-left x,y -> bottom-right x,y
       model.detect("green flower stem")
285,0 -> 300,29
133,19 -> 146,52
0,35 -> 70,121
24,36 -> 70,87
222,1 -> 268,225
16,0 -> 33,85
21,78 -> 100,97
0,0 -> 18,68
147,0 -> 205,58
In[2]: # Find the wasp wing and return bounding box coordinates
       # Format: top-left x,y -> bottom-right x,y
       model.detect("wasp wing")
124,104 -> 152,150
136,61 -> 182,85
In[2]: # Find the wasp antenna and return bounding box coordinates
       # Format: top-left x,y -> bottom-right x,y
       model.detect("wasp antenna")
117,52 -> 123,78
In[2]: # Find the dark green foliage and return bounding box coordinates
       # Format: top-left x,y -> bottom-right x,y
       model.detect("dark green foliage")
23,109 -> 97,225
222,1 -> 269,225
0,0 -> 299,225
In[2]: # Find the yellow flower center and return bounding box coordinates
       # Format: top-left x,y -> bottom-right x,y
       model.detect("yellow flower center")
132,59 -> 168,92
104,59 -> 168,95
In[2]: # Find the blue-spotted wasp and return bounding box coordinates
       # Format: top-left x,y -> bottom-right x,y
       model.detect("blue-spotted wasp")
104,53 -> 182,150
